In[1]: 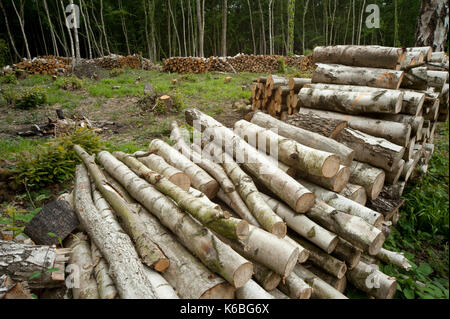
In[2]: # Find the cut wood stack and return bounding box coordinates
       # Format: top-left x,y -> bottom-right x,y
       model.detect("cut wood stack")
10,56 -> 72,75
163,54 -> 306,74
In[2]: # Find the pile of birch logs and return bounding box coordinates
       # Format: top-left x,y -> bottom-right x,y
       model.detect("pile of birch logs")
4,56 -> 73,75
35,104 -> 426,299
90,54 -> 155,71
163,54 -> 306,74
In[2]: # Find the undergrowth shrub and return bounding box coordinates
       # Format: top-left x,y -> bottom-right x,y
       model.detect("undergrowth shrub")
1,73 -> 17,84
54,76 -> 84,91
110,68 -> 125,77
13,128 -> 104,188
0,88 -> 18,106
15,87 -> 47,109
277,57 -> 287,73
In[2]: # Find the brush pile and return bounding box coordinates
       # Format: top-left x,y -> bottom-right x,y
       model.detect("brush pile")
162,54 -> 306,73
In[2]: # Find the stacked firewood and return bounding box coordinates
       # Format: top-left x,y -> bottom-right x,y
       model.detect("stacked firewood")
162,54 -> 306,74
7,56 -> 72,75
90,54 -> 155,70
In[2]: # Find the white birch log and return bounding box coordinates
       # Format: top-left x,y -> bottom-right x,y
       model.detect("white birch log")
305,199 -> 385,255
234,119 -> 340,178
278,272 -> 312,299
90,242 -> 117,299
406,47 -> 432,61
143,267 -> 179,299
252,263 -> 281,291
381,182 -> 406,200
304,83 -> 425,116
185,108 -> 315,213
403,136 -> 416,161
298,107 -> 411,147
269,288 -> 290,299
346,261 -> 397,299
148,139 -> 219,199
427,70 -> 448,89
251,111 -> 354,165
288,77 -> 312,91
335,128 -> 405,172
298,87 -> 403,115
312,63 -> 404,89
299,179 -> 384,227
339,183 -> 367,206
216,188 -> 260,227
376,248 -> 412,271
374,114 -> 424,138
305,264 -> 347,293
137,154 -> 190,191
73,165 -> 158,299
65,233 -> 99,299
297,165 -> 350,193
235,279 -> 274,299
293,264 -> 348,299
402,147 -> 424,182
331,238 -> 362,270
348,161 -> 385,201
283,235 -> 310,263
401,66 -> 428,90
312,45 -> 406,69
112,151 -> 249,241
260,193 -> 338,254
170,121 -> 235,193
430,51 -> 446,63
385,159 -> 405,185
97,153 -> 253,288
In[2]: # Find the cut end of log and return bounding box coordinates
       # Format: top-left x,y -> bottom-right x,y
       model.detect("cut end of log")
200,283 -> 236,299
368,232 -> 386,256
370,171 -> 386,201
200,180 -> 220,199
333,166 -> 351,193
322,155 -> 341,178
299,287 -> 313,299
327,236 -> 340,255
385,279 -> 398,299
297,248 -> 310,263
233,262 -> 254,288
153,258 -> 170,272
295,192 -> 316,213
336,263 -> 348,280
168,172 -> 191,191
262,273 -> 282,291
272,222 -> 288,238
284,247 -> 301,278
236,220 -> 250,241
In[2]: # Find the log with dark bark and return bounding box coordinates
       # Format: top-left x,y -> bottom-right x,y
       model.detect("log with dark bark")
283,112 -> 348,139
331,239 -> 361,270
366,197 -> 405,222
414,0 -> 449,52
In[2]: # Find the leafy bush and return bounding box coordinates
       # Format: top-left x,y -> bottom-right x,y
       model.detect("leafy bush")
0,88 -> 18,106
15,87 -> 47,109
110,68 -> 125,77
153,99 -> 167,114
13,128 -> 104,188
1,73 -> 17,84
54,76 -> 84,91
171,90 -> 185,111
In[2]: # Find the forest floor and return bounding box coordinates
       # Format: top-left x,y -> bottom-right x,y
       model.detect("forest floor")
0,67 -> 448,299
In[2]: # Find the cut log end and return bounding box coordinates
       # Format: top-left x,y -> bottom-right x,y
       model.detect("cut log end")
322,155 -> 341,178
336,263 -> 348,280
200,283 -> 235,299
327,237 -> 340,255
168,172 -> 191,191
236,220 -> 250,241
263,272 -> 282,291
370,171 -> 386,201
233,262 -> 254,288
284,247 -> 301,278
298,248 -> 310,263
333,166 -> 351,193
299,287 -> 313,299
200,180 -> 220,199
385,279 -> 398,299
272,222 -> 288,238
295,193 -> 316,213
368,232 -> 386,256
153,258 -> 170,272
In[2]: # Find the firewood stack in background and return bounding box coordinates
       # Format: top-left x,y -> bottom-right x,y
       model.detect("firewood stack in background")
162,54 -> 307,73
8,56 -> 73,75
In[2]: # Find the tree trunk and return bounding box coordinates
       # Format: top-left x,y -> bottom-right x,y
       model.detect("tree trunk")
0,0 -> 20,59
261,193 -> 339,254
348,161 -> 386,201
313,63 -> 404,89
302,0 -> 310,54
335,128 -> 405,172
11,0 -> 31,59
234,120 -> 340,178
339,183 -> 367,206
278,272 -> 312,299
366,196 -> 405,222
331,238 -> 361,270
346,261 -> 397,299
99,0 -> 110,54
293,264 -> 348,299
69,0 -> 81,60
73,165 -> 158,299
90,242 -> 117,299
168,0 -> 182,56
137,154 -> 190,191
221,0 -> 227,56
376,248 -> 412,271
66,233 -> 99,299
299,87 -> 403,115
252,112 -> 354,166
292,236 -> 347,279
196,0 -> 204,57
305,199 -> 385,255
0,240 -> 69,289
427,70 -> 449,89
111,151 -> 248,241
313,45 -> 406,69
185,108 -> 315,213
297,165 -> 351,193
235,279 -> 274,299
97,153 -> 253,289
300,179 -> 384,228
374,114 -> 424,138
149,139 -> 219,199
258,0 -> 266,54
247,0 -> 256,54
284,112 -> 348,139
60,0 -> 75,59
415,0 -> 449,51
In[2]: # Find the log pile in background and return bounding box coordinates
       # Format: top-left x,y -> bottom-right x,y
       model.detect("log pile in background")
163,54 -> 306,74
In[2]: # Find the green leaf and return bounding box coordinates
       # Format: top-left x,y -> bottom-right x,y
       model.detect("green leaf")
45,267 -> 60,273
417,263 -> 433,276
47,232 -> 57,238
403,288 -> 415,299
28,271 -> 42,280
